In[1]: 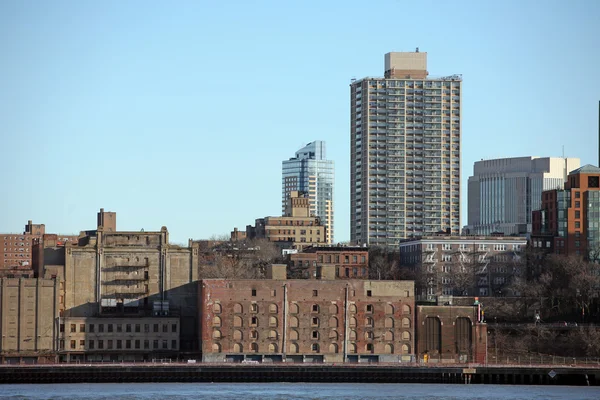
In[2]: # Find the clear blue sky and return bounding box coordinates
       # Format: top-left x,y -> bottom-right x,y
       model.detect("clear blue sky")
1,0 -> 599,244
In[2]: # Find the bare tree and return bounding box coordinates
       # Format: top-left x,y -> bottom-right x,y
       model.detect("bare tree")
368,246 -> 401,280
198,238 -> 281,279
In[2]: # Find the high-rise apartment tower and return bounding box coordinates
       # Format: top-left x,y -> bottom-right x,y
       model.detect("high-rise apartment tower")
282,141 -> 334,244
350,51 -> 462,247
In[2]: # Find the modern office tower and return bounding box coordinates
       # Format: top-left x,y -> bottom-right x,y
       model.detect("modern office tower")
350,51 -> 462,247
466,157 -> 581,236
282,141 -> 334,244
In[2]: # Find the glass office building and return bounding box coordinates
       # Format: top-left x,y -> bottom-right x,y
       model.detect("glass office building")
282,141 -> 334,244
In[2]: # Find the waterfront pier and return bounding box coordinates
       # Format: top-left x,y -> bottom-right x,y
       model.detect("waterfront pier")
0,363 -> 598,386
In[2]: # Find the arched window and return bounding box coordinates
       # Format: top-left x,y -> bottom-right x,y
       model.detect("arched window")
349,330 -> 357,340
384,344 -> 394,354
312,304 -> 320,313
290,303 -> 299,314
349,304 -> 357,313
269,304 -> 278,313
289,329 -> 299,341
364,331 -> 374,340
365,304 -> 374,313
403,304 -> 411,315
329,343 -> 338,354
349,343 -> 357,354
455,317 -> 472,355
233,303 -> 243,313
329,304 -> 338,314
290,343 -> 299,354
290,316 -> 299,328
311,343 -> 320,353
402,344 -> 411,355
365,317 -> 374,327
233,329 -> 243,340
424,317 -> 441,354
250,330 -> 258,340
250,303 -> 258,313
269,316 -> 278,327
402,331 -> 411,341
250,342 -> 258,353
269,343 -> 278,353
384,330 -> 394,341
365,343 -> 374,353
212,343 -> 221,353
233,316 -> 243,327
213,303 -> 222,313
329,316 -> 338,328
311,330 -> 320,340
212,316 -> 222,327
329,330 -> 339,340
385,303 -> 394,315
384,317 -> 394,328
268,330 -> 278,339
233,343 -> 242,353
402,317 -> 411,328
311,317 -> 319,327
349,317 -> 357,327
212,329 -> 222,339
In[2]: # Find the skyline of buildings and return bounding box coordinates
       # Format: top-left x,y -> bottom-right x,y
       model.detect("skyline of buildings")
282,141 -> 335,244
466,157 -> 581,236
0,51 -> 597,252
350,51 -> 462,247
1,208 -> 488,364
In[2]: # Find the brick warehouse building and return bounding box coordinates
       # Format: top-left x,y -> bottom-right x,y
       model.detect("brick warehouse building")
199,265 -> 486,364
200,265 -> 415,363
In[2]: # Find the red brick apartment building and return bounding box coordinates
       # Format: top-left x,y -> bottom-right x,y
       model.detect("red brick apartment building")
288,246 -> 369,279
532,165 -> 600,260
0,220 -> 46,277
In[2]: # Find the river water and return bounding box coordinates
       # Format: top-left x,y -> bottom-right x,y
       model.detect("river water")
0,383 -> 599,399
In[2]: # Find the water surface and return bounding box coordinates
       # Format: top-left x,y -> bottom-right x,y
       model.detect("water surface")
1,383 -> 599,399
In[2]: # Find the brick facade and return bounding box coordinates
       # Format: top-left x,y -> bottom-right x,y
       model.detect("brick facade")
288,246 -> 369,279
200,277 -> 415,363
416,305 -> 487,363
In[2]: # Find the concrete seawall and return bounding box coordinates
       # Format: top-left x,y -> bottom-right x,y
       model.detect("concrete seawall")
0,364 -> 598,386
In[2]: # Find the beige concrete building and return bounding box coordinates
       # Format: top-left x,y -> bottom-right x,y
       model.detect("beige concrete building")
351,50 -> 462,247
60,317 -> 180,362
30,209 -> 203,361
246,192 -> 327,250
200,265 -> 415,363
0,278 -> 60,362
